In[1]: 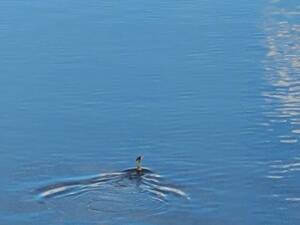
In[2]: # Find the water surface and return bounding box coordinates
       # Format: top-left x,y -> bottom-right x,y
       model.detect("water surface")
1,0 -> 300,224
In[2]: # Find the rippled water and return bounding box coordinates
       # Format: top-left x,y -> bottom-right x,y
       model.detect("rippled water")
263,1 -> 300,143
1,0 -> 300,224
36,168 -> 189,202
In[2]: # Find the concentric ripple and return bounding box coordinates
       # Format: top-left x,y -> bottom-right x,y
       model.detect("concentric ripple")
35,168 -> 189,217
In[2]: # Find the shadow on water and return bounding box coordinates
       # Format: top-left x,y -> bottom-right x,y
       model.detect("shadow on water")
35,167 -> 190,205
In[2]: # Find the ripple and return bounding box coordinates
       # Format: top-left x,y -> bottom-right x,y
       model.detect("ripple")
266,175 -> 283,179
271,162 -> 300,170
286,197 -> 300,202
292,129 -> 300,134
267,157 -> 300,208
87,188 -> 169,217
280,139 -> 298,144
263,4 -> 300,143
35,168 -> 189,216
267,159 -> 300,182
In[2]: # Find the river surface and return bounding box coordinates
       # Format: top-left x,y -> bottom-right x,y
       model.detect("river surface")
1,0 -> 300,224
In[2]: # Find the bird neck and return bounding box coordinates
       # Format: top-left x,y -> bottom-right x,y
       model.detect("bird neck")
136,161 -> 142,171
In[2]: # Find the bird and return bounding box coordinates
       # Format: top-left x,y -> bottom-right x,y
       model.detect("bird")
136,156 -> 143,173
122,156 -> 151,175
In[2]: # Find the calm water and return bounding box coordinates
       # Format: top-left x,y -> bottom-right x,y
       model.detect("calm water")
1,0 -> 300,224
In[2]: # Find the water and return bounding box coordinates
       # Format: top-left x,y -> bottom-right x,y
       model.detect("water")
1,0 -> 300,224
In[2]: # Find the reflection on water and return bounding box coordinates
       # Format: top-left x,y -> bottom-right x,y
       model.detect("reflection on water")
263,1 -> 300,217
35,168 -> 189,215
263,1 -> 300,144
266,157 -> 300,203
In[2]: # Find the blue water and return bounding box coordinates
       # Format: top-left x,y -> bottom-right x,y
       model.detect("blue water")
1,0 -> 300,224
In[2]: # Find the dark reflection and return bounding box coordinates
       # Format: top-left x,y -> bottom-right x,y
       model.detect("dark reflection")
35,167 -> 189,203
